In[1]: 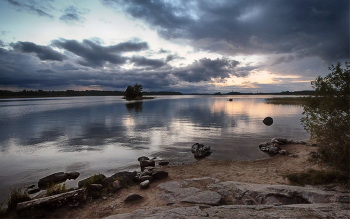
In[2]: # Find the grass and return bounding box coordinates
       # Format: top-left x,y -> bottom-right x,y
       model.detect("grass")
46,183 -> 67,196
265,97 -> 309,105
84,174 -> 105,190
284,169 -> 349,186
6,188 -> 30,211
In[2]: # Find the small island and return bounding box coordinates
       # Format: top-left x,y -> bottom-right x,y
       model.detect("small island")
123,83 -> 154,100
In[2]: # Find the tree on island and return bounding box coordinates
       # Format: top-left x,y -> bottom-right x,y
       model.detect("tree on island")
302,62 -> 349,174
124,83 -> 143,100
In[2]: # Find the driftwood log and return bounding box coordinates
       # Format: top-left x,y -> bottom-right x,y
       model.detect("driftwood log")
17,188 -> 86,213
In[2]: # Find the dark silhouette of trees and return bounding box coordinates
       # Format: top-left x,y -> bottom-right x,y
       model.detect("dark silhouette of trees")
124,83 -> 143,100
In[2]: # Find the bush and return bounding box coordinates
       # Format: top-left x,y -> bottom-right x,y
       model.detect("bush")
284,169 -> 348,185
46,183 -> 67,196
7,188 -> 30,210
83,174 -> 105,190
301,62 -> 349,174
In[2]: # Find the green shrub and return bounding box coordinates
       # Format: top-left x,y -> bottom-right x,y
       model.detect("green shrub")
46,183 -> 67,196
7,188 -> 30,210
84,174 -> 105,189
301,62 -> 349,174
284,169 -> 348,185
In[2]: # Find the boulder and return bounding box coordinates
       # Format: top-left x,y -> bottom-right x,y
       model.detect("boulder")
124,193 -> 143,202
191,143 -> 212,158
38,172 -> 68,189
137,156 -> 149,161
152,170 -> 169,179
66,171 -> 80,180
140,160 -> 155,171
102,171 -> 136,186
263,117 -> 273,126
140,180 -> 150,189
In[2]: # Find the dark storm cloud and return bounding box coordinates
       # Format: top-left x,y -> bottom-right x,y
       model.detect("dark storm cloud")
103,0 -> 349,63
173,58 -> 240,82
6,0 -> 54,18
11,41 -> 66,61
51,39 -> 149,67
131,56 -> 165,68
59,6 -> 88,25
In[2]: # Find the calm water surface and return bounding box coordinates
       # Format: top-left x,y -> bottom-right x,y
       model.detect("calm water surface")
0,95 -> 309,201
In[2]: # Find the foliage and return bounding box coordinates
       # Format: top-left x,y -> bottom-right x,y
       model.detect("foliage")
265,97 -> 309,105
301,62 -> 349,173
7,188 -> 30,210
83,174 -> 105,190
46,183 -> 67,196
284,169 -> 348,185
124,83 -> 143,100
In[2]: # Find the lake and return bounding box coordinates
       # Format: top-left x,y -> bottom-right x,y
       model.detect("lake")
0,95 -> 309,201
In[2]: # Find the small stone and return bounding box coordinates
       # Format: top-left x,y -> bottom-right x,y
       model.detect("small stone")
279,149 -> 288,155
124,193 -> 143,202
152,170 -> 168,179
90,184 -> 103,191
102,197 -> 107,200
140,180 -> 150,189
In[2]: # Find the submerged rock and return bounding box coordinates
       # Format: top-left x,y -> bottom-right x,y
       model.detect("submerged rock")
38,172 -> 68,189
191,143 -> 212,158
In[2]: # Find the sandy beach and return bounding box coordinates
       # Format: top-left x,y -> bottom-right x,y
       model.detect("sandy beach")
40,143 -> 330,219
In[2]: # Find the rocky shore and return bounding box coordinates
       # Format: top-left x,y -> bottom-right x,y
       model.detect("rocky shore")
5,139 -> 350,218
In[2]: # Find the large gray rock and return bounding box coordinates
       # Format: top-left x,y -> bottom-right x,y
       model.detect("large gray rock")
207,181 -> 343,205
103,204 -> 350,219
152,170 -> 168,179
38,172 -> 68,189
181,190 -> 222,205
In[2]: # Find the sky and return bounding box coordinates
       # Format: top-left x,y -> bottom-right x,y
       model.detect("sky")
0,0 -> 348,93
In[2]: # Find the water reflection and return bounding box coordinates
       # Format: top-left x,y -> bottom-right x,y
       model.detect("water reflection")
126,101 -> 143,112
0,96 -> 309,202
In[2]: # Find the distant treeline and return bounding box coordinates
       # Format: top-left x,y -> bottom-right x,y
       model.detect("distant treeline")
215,90 -> 316,95
0,90 -> 183,98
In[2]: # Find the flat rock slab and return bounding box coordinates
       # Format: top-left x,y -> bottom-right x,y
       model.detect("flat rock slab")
158,181 -> 221,205
180,190 -> 221,205
207,181 -> 347,205
103,203 -> 350,219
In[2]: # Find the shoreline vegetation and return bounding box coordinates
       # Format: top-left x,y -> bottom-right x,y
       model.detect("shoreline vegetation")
0,89 -> 314,99
265,97 -> 310,105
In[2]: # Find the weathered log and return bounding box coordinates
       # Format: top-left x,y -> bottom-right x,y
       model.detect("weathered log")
17,188 -> 86,213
